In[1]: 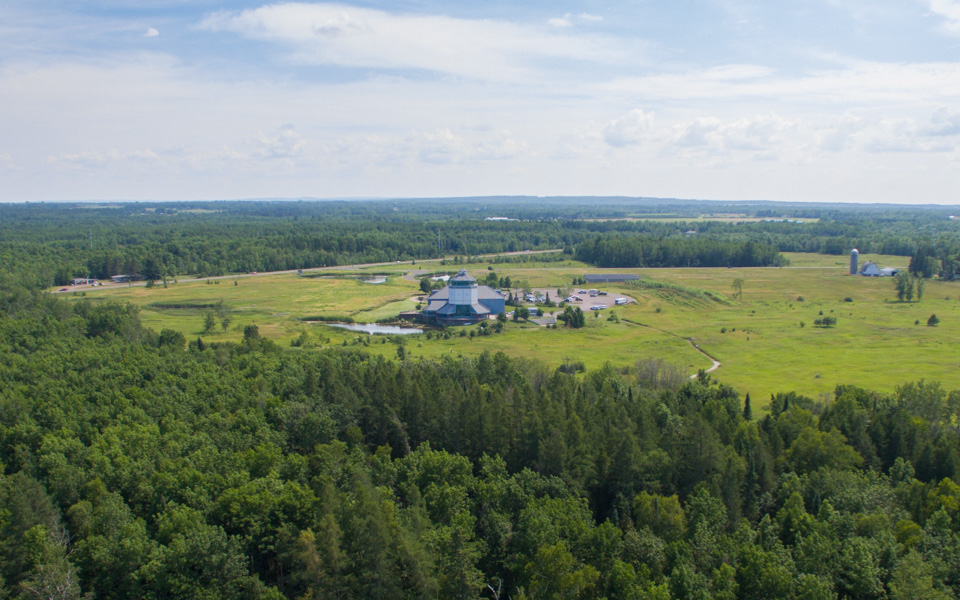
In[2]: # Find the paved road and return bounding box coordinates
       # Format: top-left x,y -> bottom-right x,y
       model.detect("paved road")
51,248 -> 565,293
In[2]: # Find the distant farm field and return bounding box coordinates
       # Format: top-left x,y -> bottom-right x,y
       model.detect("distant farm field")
67,252 -> 960,406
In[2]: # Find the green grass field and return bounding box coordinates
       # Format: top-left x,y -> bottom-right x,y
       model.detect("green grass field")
66,253 -> 960,406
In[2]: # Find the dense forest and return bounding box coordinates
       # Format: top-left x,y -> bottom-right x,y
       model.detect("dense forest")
573,236 -> 783,268
3,283 -> 960,599
4,198 -> 960,599
3,199 -> 960,289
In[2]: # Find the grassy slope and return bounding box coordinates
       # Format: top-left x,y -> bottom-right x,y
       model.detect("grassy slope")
67,253 -> 960,405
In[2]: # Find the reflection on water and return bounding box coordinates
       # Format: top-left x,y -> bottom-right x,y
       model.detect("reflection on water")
328,323 -> 422,335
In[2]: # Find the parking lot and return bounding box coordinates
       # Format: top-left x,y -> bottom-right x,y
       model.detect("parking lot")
529,288 -> 636,312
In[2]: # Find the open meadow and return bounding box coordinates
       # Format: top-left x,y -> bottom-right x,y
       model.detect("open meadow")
67,251 -> 960,407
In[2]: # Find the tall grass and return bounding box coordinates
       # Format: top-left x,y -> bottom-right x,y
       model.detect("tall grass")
622,278 -> 732,305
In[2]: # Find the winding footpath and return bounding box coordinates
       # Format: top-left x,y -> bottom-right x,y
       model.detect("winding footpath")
686,341 -> 721,379
621,318 -> 721,379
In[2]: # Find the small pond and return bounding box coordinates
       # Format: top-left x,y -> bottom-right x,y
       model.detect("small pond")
362,277 -> 387,284
328,323 -> 423,335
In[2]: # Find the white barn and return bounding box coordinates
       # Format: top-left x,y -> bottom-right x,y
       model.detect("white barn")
859,261 -> 880,277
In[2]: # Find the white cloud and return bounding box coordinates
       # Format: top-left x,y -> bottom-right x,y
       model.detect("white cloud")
816,116 -> 866,152
145,27 -> 159,37
403,128 -> 527,164
660,114 -> 796,162
861,114 -> 960,153
549,12 -> 603,28
673,117 -> 722,147
922,107 -> 960,136
410,128 -> 465,164
254,124 -> 306,158
200,3 -> 620,82
51,148 -> 160,168
603,109 -> 653,147
862,118 -> 926,152
810,109 -> 960,155
719,114 -> 796,151
474,131 -> 527,160
601,60 -> 960,108
928,0 -> 960,33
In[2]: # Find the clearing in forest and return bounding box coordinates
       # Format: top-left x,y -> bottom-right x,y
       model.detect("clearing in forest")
66,252 -> 960,406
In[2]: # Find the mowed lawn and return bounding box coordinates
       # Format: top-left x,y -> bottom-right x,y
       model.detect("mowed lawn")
66,252 -> 960,405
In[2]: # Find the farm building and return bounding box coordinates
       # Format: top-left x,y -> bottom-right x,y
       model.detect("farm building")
859,262 -> 880,277
880,267 -> 900,277
422,269 -> 505,325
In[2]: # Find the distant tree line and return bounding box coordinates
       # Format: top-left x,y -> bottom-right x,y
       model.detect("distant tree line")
575,235 -> 784,268
6,200 -> 960,290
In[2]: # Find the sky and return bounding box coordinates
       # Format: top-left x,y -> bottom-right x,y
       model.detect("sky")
2,1 -> 960,203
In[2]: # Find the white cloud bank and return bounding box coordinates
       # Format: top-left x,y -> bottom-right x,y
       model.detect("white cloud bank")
200,3 -> 619,81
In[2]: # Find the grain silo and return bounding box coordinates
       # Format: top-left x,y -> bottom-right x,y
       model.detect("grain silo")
850,248 -> 859,275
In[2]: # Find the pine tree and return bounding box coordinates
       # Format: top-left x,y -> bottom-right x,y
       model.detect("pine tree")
744,393 -> 753,420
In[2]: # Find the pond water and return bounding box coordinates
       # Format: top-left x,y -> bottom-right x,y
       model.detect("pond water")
362,277 -> 387,284
328,323 -> 423,335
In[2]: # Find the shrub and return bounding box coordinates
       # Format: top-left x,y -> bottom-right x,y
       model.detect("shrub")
813,316 -> 837,328
558,360 -> 586,374
928,314 -> 940,327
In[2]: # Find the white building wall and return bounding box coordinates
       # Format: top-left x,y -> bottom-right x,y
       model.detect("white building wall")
451,286 -> 477,305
